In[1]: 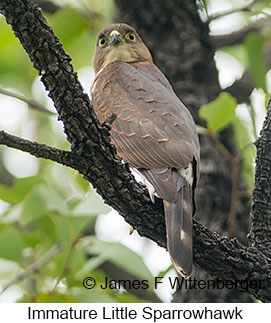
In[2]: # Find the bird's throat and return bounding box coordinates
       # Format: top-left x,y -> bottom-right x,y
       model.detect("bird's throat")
102,44 -> 138,69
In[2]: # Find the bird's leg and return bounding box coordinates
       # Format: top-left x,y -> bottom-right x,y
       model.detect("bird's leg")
102,113 -> 117,133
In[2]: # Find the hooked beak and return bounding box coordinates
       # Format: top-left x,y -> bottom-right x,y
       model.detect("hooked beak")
109,30 -> 122,45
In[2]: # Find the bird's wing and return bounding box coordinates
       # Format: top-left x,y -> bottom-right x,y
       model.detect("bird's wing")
92,61 -> 199,171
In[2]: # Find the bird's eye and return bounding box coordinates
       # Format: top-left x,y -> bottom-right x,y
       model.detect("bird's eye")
98,37 -> 107,47
125,32 -> 136,42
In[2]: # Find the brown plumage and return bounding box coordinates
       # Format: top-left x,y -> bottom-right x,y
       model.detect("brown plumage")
91,23 -> 200,278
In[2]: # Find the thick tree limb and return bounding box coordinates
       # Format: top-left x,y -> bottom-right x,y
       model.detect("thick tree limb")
249,100 -> 271,257
0,0 -> 271,301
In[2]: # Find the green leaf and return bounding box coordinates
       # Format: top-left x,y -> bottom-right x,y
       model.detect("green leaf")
34,216 -> 57,245
70,216 -> 95,237
65,249 -> 86,287
199,92 -> 237,132
56,215 -> 95,242
157,264 -> 174,279
232,117 -> 256,192
47,9 -> 88,49
254,0 -> 271,13
220,45 -> 248,68
21,231 -> 42,248
0,176 -> 43,204
74,173 -> 90,193
0,203 -> 22,224
72,190 -> 111,216
72,284 -> 142,302
0,226 -> 25,261
56,216 -> 72,244
20,292 -> 80,303
0,259 -> 19,281
71,287 -> 118,303
50,248 -> 72,277
20,184 -> 68,225
77,236 -> 154,282
0,18 -> 36,94
245,32 -> 267,92
201,0 -> 208,14
46,9 -> 92,69
44,215 -> 94,277
265,94 -> 270,109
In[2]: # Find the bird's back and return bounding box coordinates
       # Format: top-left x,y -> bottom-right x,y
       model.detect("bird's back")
91,61 -> 199,171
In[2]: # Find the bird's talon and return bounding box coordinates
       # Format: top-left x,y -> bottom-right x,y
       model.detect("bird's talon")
129,226 -> 134,235
103,113 -> 117,127
150,193 -> 155,204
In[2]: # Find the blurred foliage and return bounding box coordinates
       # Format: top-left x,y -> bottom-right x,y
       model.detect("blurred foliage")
0,0 -> 270,303
200,0 -> 271,194
245,32 -> 267,92
0,0 -> 159,303
199,92 -> 237,132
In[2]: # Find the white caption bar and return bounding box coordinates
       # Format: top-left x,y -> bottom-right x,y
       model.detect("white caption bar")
0,303 -> 269,322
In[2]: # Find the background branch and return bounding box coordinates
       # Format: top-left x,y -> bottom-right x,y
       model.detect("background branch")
32,0 -> 60,14
0,87 -> 55,115
0,242 -> 63,295
210,26 -> 258,50
208,0 -> 258,22
225,71 -> 254,104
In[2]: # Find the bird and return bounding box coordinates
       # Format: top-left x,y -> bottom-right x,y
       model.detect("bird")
91,23 -> 200,278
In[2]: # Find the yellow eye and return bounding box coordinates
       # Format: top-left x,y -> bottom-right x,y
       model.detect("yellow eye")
98,37 -> 107,47
125,32 -> 136,42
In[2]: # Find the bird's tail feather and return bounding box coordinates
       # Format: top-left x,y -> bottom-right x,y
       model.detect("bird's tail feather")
164,184 -> 193,278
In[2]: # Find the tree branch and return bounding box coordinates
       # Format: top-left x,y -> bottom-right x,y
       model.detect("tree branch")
0,130 -> 82,169
0,0 -> 167,247
225,71 -> 254,104
0,87 -> 55,115
193,221 -> 270,302
0,242 -> 63,295
33,0 -> 60,14
208,0 -> 258,22
210,26 -> 257,50
0,0 -> 271,302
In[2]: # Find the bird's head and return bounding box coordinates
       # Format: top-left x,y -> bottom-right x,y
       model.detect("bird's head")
93,23 -> 153,74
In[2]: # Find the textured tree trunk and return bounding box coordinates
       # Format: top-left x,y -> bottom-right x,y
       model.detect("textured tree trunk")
115,0 -> 252,302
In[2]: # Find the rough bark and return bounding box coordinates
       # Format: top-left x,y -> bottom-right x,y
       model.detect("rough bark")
249,102 -> 271,256
0,0 -> 271,302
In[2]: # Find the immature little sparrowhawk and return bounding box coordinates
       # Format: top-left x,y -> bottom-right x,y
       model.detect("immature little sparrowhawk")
91,23 -> 200,278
